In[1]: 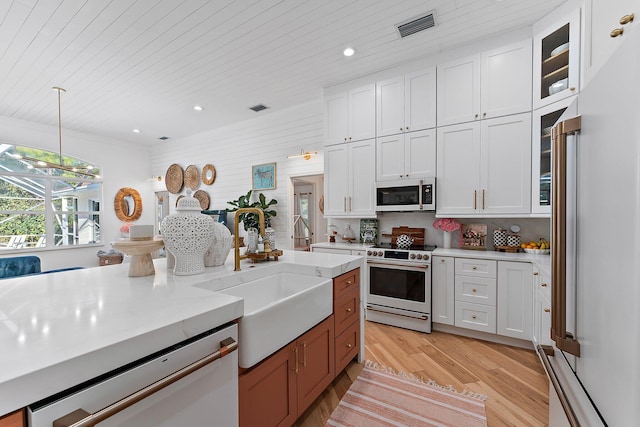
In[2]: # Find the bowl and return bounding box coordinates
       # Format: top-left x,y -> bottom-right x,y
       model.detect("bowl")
549,78 -> 568,95
550,42 -> 569,57
524,248 -> 550,254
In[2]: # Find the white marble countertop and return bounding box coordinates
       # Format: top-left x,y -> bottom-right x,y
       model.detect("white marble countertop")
310,241 -> 371,251
0,250 -> 363,415
433,248 -> 551,269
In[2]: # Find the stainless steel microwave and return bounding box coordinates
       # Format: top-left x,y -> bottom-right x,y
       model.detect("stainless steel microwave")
375,178 -> 436,212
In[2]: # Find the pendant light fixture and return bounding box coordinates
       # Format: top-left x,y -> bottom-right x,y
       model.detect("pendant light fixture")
16,87 -> 100,178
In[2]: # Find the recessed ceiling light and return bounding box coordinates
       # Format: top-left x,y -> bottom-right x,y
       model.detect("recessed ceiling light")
343,47 -> 355,57
132,129 -> 141,133
193,105 -> 203,111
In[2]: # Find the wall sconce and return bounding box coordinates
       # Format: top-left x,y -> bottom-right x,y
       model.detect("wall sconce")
148,176 -> 162,182
287,149 -> 318,160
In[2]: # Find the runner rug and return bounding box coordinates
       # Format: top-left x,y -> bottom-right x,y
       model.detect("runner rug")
325,361 -> 488,427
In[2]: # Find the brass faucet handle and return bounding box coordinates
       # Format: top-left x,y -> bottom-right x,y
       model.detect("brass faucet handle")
263,241 -> 272,253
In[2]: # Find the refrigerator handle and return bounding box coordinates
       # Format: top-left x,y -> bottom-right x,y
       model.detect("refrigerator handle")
536,345 -> 580,427
551,116 -> 582,357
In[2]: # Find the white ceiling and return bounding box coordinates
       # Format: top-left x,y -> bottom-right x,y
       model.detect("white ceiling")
0,0 -> 566,146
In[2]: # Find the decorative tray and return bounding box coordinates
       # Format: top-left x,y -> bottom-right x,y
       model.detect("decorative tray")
165,163 -> 184,194
245,249 -> 283,263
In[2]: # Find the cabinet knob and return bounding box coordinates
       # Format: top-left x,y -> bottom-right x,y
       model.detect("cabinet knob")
483,112 -> 487,117
472,266 -> 477,270
620,14 -> 634,25
406,126 -> 409,131
346,280 -> 353,285
346,343 -> 353,349
472,288 -> 477,293
475,114 -> 479,119
533,272 -> 539,276
472,315 -> 477,319
611,28 -> 624,37
400,128 -> 404,131
541,283 -> 548,287
344,137 -> 348,141
346,307 -> 352,312
544,308 -> 551,313
569,87 -> 576,91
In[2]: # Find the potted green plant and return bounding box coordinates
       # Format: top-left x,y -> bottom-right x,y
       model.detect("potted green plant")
226,190 -> 277,231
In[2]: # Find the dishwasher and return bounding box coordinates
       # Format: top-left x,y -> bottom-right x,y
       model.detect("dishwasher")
28,322 -> 238,427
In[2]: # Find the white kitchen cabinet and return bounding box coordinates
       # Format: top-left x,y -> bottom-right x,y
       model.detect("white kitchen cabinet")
432,256 -> 454,325
454,258 -> 497,334
582,0 -> 639,87
437,113 -> 532,216
376,129 -> 436,181
437,40 -> 532,126
323,139 -> 376,218
532,265 -> 553,347
325,85 -> 375,146
497,261 -> 533,341
533,10 -> 580,109
376,68 -> 436,137
531,96 -> 576,215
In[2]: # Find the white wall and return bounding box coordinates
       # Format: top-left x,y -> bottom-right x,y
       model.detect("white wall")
150,100 -> 325,249
0,116 -> 153,270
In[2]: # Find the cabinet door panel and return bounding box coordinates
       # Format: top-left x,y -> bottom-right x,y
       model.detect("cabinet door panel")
239,344 -> 297,427
297,316 -> 335,414
376,134 -> 405,181
481,40 -> 532,118
497,261 -> 533,340
323,145 -> 349,216
335,320 -> 360,375
455,275 -> 497,306
437,55 -> 481,126
325,92 -> 349,145
405,68 -> 436,131
432,256 -> 454,325
349,139 -> 376,216
334,286 -> 359,337
406,129 -> 436,179
349,85 -> 376,142
455,301 -> 497,333
480,113 -> 532,214
376,77 -> 404,137
436,123 -> 481,215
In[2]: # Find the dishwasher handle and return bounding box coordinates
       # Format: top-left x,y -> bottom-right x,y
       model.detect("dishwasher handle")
53,337 -> 238,427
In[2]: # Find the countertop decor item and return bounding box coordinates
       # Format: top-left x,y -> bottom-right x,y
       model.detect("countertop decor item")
382,226 -> 425,246
161,190 -> 215,275
433,218 -> 462,249
342,223 -> 356,242
204,221 -> 233,267
395,234 -> 413,249
184,165 -> 200,190
193,189 -> 210,210
251,162 -> 276,190
165,163 -> 184,194
202,163 -> 216,185
460,223 -> 487,250
114,187 -> 142,222
111,238 -> 164,277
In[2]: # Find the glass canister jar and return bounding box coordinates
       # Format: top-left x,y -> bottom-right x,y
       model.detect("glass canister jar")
493,228 -> 507,247
507,234 -> 521,247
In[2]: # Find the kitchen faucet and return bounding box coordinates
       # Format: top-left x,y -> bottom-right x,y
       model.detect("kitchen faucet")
233,208 -> 271,271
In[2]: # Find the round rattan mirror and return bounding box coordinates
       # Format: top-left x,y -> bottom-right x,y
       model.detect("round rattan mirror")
114,187 -> 143,222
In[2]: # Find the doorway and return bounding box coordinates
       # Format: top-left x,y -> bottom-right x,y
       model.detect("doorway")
289,174 -> 325,251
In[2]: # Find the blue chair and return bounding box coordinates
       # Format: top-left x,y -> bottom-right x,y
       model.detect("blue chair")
0,256 -> 41,279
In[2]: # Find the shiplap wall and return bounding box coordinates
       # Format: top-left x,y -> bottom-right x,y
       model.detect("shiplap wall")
150,100 -> 325,249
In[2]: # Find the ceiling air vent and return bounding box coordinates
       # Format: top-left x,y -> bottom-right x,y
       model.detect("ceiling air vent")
397,12 -> 435,38
249,104 -> 269,112
158,136 -> 169,140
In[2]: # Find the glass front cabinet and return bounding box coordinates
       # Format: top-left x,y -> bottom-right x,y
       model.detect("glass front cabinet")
533,10 -> 580,109
531,96 -> 576,215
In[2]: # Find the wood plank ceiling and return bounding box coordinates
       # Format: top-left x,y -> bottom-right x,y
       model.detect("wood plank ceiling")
0,0 -> 566,145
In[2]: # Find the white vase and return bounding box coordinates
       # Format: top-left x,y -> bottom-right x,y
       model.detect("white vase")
204,222 -> 233,267
264,223 -> 276,250
443,231 -> 453,249
161,192 -> 214,275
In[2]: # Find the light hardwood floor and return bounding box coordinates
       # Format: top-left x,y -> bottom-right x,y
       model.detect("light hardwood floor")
295,321 -> 549,427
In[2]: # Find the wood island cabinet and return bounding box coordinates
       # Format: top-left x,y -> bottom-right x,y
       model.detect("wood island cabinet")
0,410 -> 24,427
238,268 -> 361,427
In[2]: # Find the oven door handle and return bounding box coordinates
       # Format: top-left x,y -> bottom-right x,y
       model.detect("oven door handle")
52,337 -> 238,427
367,261 -> 429,270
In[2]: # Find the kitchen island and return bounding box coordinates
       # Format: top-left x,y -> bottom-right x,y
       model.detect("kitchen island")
0,250 -> 363,418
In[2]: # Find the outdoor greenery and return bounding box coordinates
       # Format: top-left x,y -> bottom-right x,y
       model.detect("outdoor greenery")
0,180 -> 45,240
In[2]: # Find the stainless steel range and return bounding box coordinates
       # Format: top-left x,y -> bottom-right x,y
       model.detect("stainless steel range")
365,244 -> 435,333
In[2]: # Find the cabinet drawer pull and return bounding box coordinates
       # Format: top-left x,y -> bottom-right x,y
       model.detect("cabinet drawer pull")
474,190 -> 477,209
302,342 -> 307,367
293,346 -> 299,374
620,14 -> 634,25
472,288 -> 477,293
346,343 -> 353,349
544,308 -> 551,313
346,307 -> 352,312
482,189 -> 485,209
541,283 -> 548,287
440,259 -> 445,263
472,315 -> 477,319
472,266 -> 477,270
611,28 -> 624,37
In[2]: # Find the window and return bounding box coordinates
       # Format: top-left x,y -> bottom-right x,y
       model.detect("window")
0,144 -> 102,250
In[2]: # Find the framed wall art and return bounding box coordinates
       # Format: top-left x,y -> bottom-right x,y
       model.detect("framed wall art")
252,162 -> 276,190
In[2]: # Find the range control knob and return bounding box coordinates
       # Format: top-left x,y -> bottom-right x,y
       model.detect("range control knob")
416,254 -> 423,260
410,253 -> 416,259
378,251 -> 384,256
424,254 -> 429,261
366,250 -> 372,256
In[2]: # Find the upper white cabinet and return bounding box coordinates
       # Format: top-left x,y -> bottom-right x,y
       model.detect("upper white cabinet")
533,10 -> 580,109
376,129 -> 436,181
437,40 -> 532,126
437,113 -> 532,216
325,84 -> 376,146
583,0 -> 639,87
497,261 -> 533,341
324,139 -> 376,218
376,68 -> 436,137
